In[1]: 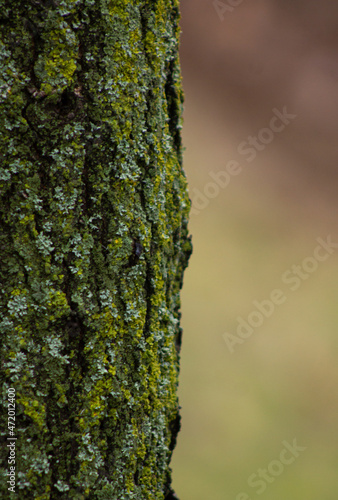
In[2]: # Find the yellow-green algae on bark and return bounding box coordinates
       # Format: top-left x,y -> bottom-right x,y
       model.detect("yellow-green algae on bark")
0,0 -> 191,498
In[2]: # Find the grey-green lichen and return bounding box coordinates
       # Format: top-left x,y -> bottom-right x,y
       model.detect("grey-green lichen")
0,0 -> 191,498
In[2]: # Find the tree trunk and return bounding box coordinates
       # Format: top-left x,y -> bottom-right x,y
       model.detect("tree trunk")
0,1 -> 191,498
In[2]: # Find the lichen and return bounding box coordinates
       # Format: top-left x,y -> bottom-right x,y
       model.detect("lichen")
0,0 -> 191,498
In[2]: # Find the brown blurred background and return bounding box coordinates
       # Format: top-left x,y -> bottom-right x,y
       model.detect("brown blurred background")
172,1 -> 338,499
180,0 -> 338,209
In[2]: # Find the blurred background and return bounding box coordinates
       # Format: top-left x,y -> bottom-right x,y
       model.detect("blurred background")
171,1 -> 338,499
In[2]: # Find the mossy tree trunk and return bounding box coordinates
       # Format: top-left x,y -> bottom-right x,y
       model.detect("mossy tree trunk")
0,1 -> 191,498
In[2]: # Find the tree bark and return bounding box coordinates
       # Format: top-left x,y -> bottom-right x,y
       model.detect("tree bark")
0,1 -> 191,498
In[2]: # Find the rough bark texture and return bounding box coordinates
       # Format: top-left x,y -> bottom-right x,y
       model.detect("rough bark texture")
0,1 -> 191,498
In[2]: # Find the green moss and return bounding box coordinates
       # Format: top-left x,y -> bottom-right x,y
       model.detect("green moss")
0,0 -> 191,498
